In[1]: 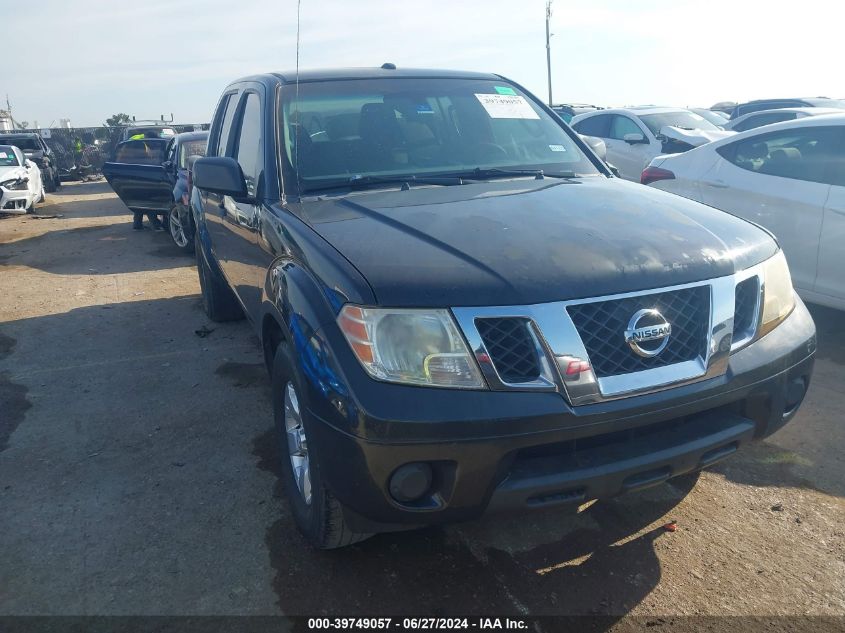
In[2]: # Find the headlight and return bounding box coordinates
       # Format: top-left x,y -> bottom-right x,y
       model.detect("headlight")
759,250 -> 795,337
0,177 -> 28,190
338,305 -> 485,388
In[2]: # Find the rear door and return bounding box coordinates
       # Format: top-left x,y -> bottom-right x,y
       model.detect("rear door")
103,139 -> 172,213
699,126 -> 836,294
813,128 -> 845,301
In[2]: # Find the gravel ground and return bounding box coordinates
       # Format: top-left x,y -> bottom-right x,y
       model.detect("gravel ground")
1,182 -> 843,626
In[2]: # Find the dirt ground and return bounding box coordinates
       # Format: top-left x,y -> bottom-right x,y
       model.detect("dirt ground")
1,182 -> 843,626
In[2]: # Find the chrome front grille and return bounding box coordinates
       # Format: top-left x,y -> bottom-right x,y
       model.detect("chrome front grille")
475,318 -> 541,383
452,270 -> 760,405
566,286 -> 710,378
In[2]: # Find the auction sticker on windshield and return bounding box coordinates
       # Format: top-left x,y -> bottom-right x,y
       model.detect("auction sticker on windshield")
475,94 -> 540,119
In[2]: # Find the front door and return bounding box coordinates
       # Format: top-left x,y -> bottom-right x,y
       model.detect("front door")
103,139 -> 173,214
603,115 -> 656,181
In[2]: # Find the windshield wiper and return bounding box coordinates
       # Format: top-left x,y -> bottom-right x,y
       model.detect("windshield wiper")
348,174 -> 466,188
299,173 -> 466,194
455,167 -> 579,180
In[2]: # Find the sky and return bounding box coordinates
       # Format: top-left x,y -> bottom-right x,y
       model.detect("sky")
5,0 -> 843,128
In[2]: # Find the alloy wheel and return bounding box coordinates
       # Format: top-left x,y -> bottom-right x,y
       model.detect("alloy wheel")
169,206 -> 189,247
284,381 -> 312,505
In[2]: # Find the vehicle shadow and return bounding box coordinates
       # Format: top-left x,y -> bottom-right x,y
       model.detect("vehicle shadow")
253,427 -> 693,624
0,220 -> 191,274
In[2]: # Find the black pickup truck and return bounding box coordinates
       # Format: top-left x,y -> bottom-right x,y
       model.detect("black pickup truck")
188,66 -> 816,549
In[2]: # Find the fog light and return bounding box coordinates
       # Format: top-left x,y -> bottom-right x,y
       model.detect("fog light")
389,463 -> 433,503
784,376 -> 808,417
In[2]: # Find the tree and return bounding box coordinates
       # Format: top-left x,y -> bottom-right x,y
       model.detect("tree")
105,113 -> 131,128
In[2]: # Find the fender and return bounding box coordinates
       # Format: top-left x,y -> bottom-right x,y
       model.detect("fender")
190,185 -> 229,283
260,258 -> 363,435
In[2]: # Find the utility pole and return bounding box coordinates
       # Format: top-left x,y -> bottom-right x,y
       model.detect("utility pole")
545,1 -> 553,107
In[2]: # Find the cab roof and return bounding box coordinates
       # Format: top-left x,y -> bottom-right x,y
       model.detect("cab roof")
235,67 -> 502,86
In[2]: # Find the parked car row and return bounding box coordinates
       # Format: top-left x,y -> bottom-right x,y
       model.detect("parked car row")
570,106 -> 735,180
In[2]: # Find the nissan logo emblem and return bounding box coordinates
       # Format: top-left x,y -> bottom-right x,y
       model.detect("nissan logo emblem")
624,309 -> 672,358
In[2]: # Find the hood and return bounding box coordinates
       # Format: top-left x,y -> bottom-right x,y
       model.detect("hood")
296,178 -> 777,307
0,165 -> 27,182
659,125 -> 735,147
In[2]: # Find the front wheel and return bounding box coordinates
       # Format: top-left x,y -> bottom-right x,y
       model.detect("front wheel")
168,204 -> 194,253
271,342 -> 371,549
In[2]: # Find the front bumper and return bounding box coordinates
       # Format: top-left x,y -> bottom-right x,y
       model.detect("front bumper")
303,298 -> 816,532
0,188 -> 34,213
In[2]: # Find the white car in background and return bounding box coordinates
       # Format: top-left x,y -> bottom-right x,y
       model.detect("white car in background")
570,107 -> 735,181
724,107 -> 843,133
642,114 -> 845,310
0,145 -> 44,214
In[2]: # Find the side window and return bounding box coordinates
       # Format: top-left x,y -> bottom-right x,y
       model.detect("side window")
609,115 -> 644,140
735,112 -> 794,133
573,114 -> 611,138
719,126 -> 843,185
214,93 -> 238,157
234,92 -> 263,196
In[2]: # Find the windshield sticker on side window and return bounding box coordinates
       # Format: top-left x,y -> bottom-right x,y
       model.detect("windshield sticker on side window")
548,144 -> 567,152
494,86 -> 517,96
416,104 -> 434,114
475,94 -> 540,120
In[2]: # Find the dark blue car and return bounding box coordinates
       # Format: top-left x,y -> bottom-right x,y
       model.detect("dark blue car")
188,66 -> 815,549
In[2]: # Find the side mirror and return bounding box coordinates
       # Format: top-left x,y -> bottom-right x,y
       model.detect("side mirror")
579,134 -> 607,161
162,160 -> 173,170
623,133 -> 647,145
607,163 -> 621,178
193,156 -> 248,198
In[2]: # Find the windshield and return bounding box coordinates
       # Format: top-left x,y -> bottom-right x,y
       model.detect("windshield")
281,77 -> 601,191
639,111 -> 720,135
691,109 -> 728,127
179,138 -> 207,168
0,146 -> 20,166
0,137 -> 39,151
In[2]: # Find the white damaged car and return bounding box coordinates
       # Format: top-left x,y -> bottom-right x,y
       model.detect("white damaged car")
0,144 -> 45,214
571,107 -> 735,181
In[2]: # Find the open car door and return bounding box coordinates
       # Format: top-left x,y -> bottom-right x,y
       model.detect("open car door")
103,138 -> 173,214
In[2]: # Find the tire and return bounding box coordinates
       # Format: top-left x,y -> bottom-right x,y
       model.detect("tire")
271,342 -> 371,549
195,231 -> 244,322
168,204 -> 194,254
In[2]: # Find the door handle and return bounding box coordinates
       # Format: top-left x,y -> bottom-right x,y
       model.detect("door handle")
703,180 -> 729,189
